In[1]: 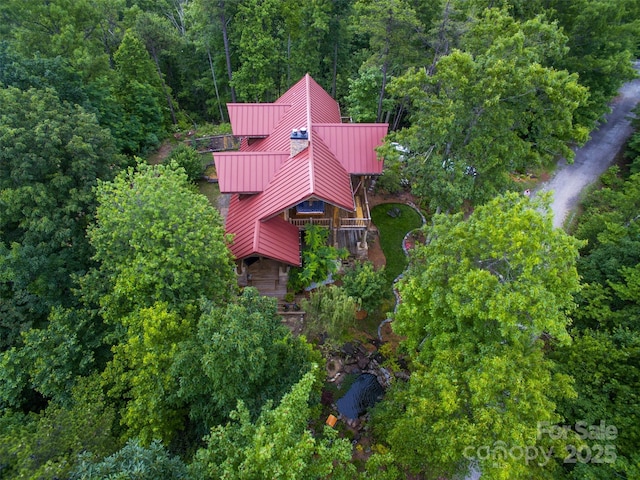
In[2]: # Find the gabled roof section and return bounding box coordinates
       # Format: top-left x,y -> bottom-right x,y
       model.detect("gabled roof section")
308,135 -> 355,209
214,152 -> 288,193
314,124 -> 388,174
254,217 -> 301,265
225,195 -> 301,265
258,145 -> 354,221
227,104 -> 290,137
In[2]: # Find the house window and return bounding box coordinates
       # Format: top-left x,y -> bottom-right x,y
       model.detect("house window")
296,200 -> 325,215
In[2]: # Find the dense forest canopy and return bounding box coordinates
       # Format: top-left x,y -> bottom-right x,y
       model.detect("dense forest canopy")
1,0 -> 639,478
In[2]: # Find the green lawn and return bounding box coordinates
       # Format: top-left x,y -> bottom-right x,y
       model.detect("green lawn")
197,179 -> 220,206
370,203 -> 423,285
200,152 -> 214,170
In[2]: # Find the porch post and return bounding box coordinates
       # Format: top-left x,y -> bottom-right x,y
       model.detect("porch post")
359,228 -> 368,249
332,205 -> 339,247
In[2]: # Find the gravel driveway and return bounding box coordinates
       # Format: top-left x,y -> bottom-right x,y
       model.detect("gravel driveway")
535,62 -> 640,228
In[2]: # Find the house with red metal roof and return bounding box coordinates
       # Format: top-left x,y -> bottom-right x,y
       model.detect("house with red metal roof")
214,74 -> 388,297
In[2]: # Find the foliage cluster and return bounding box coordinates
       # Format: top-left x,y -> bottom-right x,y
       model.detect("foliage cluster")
375,193 -> 583,478
300,286 -> 358,347
551,165 -> 640,479
0,162 -> 321,477
189,369 -> 356,479
164,143 -> 204,182
341,261 -> 388,314
287,224 -> 348,292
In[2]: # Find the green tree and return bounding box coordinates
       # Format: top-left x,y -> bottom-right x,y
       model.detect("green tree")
0,375 -> 118,479
572,169 -> 640,331
231,0 -> 284,101
548,0 -> 640,126
375,193 -> 583,478
625,104 -> 640,174
112,29 -> 166,154
83,162 -> 235,325
0,307 -> 105,408
71,439 -> 187,480
173,288 -> 318,434
352,0 -> 424,123
0,42 -> 88,105
0,86 -> 124,352
133,11 -> 180,125
552,166 -> 640,479
188,0 -> 240,105
102,303 -> 191,445
84,162 -> 234,444
551,328 -> 640,480
189,369 -> 356,480
388,8 -> 589,211
345,65 -> 388,123
280,0 -> 331,87
0,0 -> 115,80
288,224 -> 348,292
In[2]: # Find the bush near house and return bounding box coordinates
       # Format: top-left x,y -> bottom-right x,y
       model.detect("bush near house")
341,261 -> 388,314
288,225 -> 348,292
300,286 -> 358,347
164,144 -> 204,182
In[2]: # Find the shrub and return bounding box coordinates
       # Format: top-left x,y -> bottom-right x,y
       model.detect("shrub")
342,261 -> 388,313
164,144 -> 203,182
287,225 -> 348,292
300,286 -> 357,346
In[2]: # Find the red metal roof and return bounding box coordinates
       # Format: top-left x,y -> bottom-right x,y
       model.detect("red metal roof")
254,217 -> 301,265
307,136 -> 355,210
225,195 -> 301,265
314,124 -> 387,174
258,145 -> 354,221
214,152 -> 288,193
220,74 -> 388,265
308,78 -> 342,124
227,104 -> 290,136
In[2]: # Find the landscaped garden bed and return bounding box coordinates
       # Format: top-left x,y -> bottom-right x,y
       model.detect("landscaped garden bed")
403,228 -> 426,253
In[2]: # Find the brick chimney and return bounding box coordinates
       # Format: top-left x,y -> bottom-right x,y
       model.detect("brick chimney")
290,127 -> 309,158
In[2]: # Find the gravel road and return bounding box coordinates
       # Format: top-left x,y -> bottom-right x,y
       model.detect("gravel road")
535,62 -> 640,228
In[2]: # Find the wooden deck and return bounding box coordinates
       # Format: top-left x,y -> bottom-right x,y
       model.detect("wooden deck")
239,258 -> 287,298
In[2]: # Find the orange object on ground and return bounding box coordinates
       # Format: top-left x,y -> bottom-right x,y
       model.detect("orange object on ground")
326,414 -> 338,427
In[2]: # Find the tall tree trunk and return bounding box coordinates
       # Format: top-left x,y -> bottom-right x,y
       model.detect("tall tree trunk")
392,99 -> 406,130
150,47 -> 178,125
427,0 -> 452,76
376,58 -> 388,123
287,33 -> 291,88
331,41 -> 338,98
220,7 -> 236,103
207,47 -> 226,122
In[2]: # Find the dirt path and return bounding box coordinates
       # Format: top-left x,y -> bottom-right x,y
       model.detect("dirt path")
535,62 -> 640,228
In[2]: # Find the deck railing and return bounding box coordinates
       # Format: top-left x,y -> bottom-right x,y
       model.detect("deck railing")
289,218 -> 332,228
339,218 -> 368,229
288,217 -> 369,229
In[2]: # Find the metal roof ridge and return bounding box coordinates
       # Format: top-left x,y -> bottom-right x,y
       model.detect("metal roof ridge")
227,102 -> 292,107
305,73 -> 315,193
